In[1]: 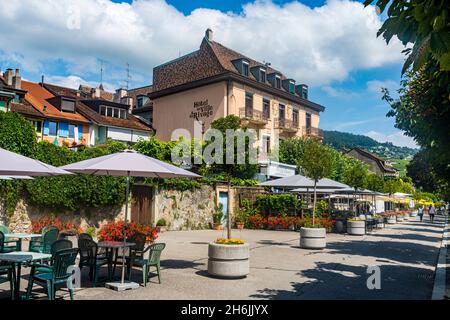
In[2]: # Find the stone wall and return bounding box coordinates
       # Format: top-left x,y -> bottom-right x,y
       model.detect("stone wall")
155,185 -> 216,231
5,198 -> 125,233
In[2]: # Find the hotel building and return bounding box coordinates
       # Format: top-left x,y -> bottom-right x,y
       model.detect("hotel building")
149,29 -> 325,176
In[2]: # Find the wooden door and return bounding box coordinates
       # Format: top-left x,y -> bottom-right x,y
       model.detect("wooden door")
131,185 -> 153,225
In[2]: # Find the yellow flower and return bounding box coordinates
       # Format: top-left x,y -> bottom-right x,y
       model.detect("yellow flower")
215,238 -> 245,245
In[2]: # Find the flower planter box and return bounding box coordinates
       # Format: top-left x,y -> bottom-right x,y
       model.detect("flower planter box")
300,227 -> 326,249
207,242 -> 249,278
403,214 -> 409,220
213,223 -> 223,230
347,220 -> 365,235
387,216 -> 397,224
410,211 -> 418,217
396,215 -> 404,222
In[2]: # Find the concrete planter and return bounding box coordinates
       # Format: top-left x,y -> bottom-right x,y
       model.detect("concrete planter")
396,215 -> 404,222
300,227 -> 326,249
207,242 -> 249,278
347,220 -> 365,235
410,211 -> 418,217
403,214 -> 409,220
387,216 -> 397,224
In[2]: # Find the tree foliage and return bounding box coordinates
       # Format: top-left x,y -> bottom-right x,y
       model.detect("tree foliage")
208,115 -> 259,180
365,0 -> 450,201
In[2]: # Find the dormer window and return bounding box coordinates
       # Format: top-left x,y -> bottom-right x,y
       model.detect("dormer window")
275,75 -> 281,89
100,105 -> 127,119
61,98 -> 75,113
289,80 -> 295,94
260,68 -> 266,83
242,61 -> 249,76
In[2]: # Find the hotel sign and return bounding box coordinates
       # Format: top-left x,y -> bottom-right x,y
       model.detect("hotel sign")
190,99 -> 213,121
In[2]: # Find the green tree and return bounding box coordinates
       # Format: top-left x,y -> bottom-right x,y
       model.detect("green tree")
364,0 -> 450,72
297,139 -> 334,226
208,115 -> 259,238
406,149 -> 437,192
0,112 -> 37,157
343,161 -> 368,215
366,174 -> 385,193
365,0 -> 450,200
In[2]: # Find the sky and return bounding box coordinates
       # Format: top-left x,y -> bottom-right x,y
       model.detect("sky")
0,0 -> 418,148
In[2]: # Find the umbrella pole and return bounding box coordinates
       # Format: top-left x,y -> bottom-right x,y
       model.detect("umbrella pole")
121,173 -> 130,284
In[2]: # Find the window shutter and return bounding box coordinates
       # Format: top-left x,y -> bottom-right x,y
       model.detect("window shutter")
43,120 -> 50,136
59,122 -> 69,138
78,124 -> 83,141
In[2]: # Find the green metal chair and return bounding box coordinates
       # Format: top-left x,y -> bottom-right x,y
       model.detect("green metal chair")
0,225 -> 20,252
29,226 -> 59,254
0,231 -> 17,300
78,238 -> 112,287
0,262 -> 16,300
31,239 -> 74,277
26,248 -> 79,300
126,242 -> 166,287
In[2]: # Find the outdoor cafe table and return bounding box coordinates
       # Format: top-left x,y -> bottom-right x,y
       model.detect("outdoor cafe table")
0,251 -> 51,299
97,241 -> 136,279
4,233 -> 42,251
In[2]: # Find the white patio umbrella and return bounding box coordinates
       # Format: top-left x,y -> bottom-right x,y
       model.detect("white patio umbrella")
60,149 -> 200,290
0,176 -> 33,180
0,147 -> 72,176
260,174 -> 349,189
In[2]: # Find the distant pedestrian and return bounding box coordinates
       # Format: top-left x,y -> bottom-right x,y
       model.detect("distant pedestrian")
418,206 -> 424,222
429,205 -> 436,223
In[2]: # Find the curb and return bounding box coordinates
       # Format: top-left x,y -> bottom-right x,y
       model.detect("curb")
431,216 -> 448,300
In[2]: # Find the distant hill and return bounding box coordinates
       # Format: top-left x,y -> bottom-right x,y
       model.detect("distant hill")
323,130 -> 418,160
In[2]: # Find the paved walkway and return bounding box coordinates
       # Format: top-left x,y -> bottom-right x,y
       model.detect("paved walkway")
0,215 -> 445,300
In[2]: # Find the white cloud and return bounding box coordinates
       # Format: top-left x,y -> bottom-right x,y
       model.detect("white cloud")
0,0 -> 405,88
365,130 -> 419,149
366,79 -> 399,96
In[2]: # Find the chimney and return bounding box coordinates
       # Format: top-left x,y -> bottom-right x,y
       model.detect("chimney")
205,28 -> 213,42
3,68 -> 13,86
91,87 -> 101,98
114,88 -> 127,103
41,75 -> 44,87
12,69 -> 21,90
295,84 -> 308,100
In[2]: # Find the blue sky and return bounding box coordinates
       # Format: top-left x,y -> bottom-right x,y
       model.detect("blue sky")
0,0 -> 416,148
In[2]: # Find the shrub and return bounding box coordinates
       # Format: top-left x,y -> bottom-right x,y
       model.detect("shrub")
156,218 -> 167,227
255,194 -> 302,214
97,220 -> 159,242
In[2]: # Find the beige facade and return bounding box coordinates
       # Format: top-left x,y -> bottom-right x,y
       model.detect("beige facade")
153,80 -> 320,153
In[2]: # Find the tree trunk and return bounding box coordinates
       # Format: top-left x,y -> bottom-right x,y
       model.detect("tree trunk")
227,178 -> 232,239
312,180 -> 317,226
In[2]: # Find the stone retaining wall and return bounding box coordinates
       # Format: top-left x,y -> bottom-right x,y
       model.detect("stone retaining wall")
155,185 -> 216,231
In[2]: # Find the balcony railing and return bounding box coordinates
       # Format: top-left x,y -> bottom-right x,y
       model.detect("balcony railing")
239,108 -> 269,124
302,126 -> 324,139
274,118 -> 299,132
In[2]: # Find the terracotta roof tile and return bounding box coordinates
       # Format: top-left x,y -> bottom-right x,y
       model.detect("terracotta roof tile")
76,100 -> 153,132
21,81 -> 90,124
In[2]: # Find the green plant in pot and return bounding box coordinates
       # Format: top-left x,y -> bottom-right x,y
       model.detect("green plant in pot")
212,203 -> 224,230
234,207 -> 247,230
297,140 -> 334,249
